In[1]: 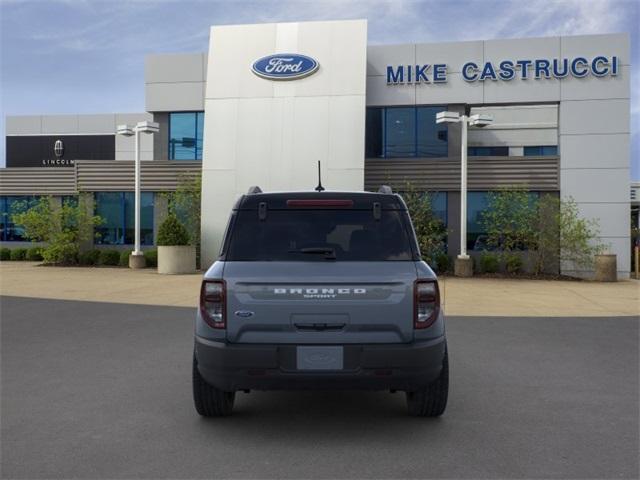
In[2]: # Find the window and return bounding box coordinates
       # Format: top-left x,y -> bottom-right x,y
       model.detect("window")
417,107 -> 448,157
169,112 -> 204,160
430,192 -> 447,226
467,191 -> 540,251
0,196 -> 38,241
226,210 -> 414,261
94,192 -> 154,245
365,108 -> 384,158
468,146 -> 509,156
385,107 -> 416,157
524,146 -> 558,156
365,106 -> 448,158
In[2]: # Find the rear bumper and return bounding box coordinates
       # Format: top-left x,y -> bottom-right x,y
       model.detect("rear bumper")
194,336 -> 446,392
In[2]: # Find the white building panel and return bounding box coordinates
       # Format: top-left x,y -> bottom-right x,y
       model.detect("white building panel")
6,116 -> 42,135
483,77 -> 561,103
560,168 -> 630,204
415,73 -> 484,105
41,115 -> 79,134
483,36 -> 561,64
77,114 -> 116,134
145,53 -> 205,83
560,99 -> 629,135
560,33 -> 630,65
576,203 -> 631,238
145,82 -> 205,112
366,75 -> 415,106
415,40 -> 484,73
468,128 -> 558,147
561,65 -> 630,101
366,44 -> 415,77
201,20 -> 367,266
560,134 -> 629,169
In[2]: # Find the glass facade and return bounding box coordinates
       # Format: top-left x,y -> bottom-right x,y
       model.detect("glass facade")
467,191 -> 540,251
0,196 -> 38,241
169,112 -> 204,160
430,192 -> 447,226
94,192 -> 154,245
524,146 -> 558,156
468,146 -> 509,156
365,106 -> 448,158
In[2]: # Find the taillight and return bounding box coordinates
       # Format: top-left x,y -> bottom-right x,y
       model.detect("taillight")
414,280 -> 440,329
200,280 -> 226,329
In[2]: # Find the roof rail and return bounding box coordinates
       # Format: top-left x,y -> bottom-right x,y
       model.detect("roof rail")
247,186 -> 263,194
378,185 -> 393,194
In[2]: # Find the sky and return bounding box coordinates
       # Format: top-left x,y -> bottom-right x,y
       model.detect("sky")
1,0 -> 638,178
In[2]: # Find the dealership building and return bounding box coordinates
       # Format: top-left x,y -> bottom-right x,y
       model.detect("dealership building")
0,20 -> 632,277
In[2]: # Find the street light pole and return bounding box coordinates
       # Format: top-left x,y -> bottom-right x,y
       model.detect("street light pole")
436,111 -> 493,276
134,127 -> 141,256
116,121 -> 159,269
459,115 -> 468,259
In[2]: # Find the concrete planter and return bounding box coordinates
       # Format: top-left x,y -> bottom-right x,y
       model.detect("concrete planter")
594,254 -> 617,282
158,246 -> 196,274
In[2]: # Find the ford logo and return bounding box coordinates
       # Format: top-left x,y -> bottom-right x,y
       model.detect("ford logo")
252,54 -> 319,81
234,310 -> 255,318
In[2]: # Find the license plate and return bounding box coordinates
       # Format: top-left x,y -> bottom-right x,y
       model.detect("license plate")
296,346 -> 343,370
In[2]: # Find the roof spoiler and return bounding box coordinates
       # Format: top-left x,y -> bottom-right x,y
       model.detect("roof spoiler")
378,185 -> 393,194
247,186 -> 262,194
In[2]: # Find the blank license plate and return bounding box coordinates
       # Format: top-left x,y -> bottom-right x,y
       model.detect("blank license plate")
296,346 -> 343,370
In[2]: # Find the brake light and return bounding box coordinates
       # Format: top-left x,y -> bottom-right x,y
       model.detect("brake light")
200,280 -> 226,329
286,199 -> 354,207
414,280 -> 440,329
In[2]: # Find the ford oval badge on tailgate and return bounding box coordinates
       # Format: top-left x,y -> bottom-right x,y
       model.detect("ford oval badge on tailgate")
251,54 -> 319,80
234,310 -> 255,318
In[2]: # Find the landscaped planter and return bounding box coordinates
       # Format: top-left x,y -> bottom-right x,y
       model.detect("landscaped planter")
158,245 -> 196,274
594,253 -> 617,282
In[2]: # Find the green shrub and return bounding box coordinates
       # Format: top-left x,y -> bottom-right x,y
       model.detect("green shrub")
44,243 -> 78,265
10,248 -> 27,261
11,195 -> 103,265
26,247 -> 43,261
144,249 -> 157,268
0,248 -> 10,261
157,214 -> 190,246
434,252 -> 450,274
505,253 -> 523,274
79,249 -> 101,266
98,250 -> 120,266
479,252 -> 500,273
119,250 -> 131,267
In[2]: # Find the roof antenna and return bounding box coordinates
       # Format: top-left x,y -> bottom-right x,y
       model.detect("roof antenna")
315,160 -> 325,192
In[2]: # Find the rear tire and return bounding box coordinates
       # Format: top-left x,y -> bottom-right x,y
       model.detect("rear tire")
192,354 -> 235,417
406,347 -> 449,417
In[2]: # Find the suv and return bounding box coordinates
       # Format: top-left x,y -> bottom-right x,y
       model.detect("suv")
193,187 -> 448,417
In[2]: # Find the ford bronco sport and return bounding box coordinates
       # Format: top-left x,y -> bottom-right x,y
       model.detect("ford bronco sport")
193,186 -> 448,417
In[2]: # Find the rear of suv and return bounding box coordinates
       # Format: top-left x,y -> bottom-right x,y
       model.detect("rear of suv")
193,187 -> 448,417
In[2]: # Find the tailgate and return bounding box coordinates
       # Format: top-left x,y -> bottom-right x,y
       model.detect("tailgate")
223,261 -> 417,344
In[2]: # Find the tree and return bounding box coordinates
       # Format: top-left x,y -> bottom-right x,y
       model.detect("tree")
401,183 -> 448,265
480,187 -> 536,252
11,197 -> 103,265
165,173 -> 201,246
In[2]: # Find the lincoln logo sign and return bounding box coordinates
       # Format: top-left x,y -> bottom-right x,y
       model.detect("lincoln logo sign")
252,54 -> 319,80
54,139 -> 64,158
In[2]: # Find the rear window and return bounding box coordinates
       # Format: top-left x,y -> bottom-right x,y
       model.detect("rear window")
225,209 -> 415,261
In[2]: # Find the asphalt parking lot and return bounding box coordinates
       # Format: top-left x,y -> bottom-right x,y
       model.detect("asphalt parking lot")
1,296 -> 638,479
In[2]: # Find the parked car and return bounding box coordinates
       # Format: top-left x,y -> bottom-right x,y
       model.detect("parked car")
193,186 -> 448,417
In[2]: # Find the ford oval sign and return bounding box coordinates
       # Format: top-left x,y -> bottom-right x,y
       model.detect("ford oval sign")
252,54 -> 319,80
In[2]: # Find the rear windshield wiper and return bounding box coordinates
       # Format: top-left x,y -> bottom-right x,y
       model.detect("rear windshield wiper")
288,247 -> 337,260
